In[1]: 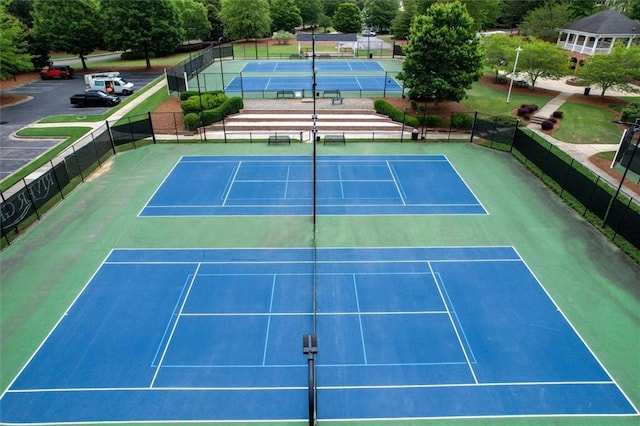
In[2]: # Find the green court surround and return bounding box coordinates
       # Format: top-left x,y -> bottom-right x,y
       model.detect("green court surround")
1,142 -> 638,426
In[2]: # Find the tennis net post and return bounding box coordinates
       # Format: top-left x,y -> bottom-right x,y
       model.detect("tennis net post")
302,333 -> 318,426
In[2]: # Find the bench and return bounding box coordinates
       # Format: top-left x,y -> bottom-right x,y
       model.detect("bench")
322,90 -> 341,98
331,97 -> 343,105
277,90 -> 295,99
515,80 -> 529,88
268,135 -> 291,145
324,134 -> 346,145
318,53 -> 331,59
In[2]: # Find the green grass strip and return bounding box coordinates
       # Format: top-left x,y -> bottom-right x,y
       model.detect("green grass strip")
1,127 -> 92,191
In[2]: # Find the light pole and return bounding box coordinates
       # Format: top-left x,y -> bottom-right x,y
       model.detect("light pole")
506,46 -> 522,103
218,37 -> 225,91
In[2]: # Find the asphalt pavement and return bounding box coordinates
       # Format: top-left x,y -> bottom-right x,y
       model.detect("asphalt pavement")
0,70 -> 160,181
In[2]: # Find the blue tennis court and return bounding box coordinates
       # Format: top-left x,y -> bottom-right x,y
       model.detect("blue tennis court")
1,246 -> 636,423
140,155 -> 486,217
241,60 -> 385,73
225,75 -> 402,93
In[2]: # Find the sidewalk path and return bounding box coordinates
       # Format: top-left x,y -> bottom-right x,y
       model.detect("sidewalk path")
523,78 -> 639,200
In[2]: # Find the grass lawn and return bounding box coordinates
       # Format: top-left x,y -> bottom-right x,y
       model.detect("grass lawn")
553,101 -> 621,144
461,80 -> 554,116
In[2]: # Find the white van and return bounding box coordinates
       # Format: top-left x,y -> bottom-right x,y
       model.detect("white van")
84,73 -> 134,95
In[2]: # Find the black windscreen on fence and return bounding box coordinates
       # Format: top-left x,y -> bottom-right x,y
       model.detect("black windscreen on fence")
167,73 -> 186,92
111,116 -> 154,146
1,188 -> 37,233
512,128 -> 640,248
26,168 -> 63,212
614,129 -> 640,175
1,115 -> 153,246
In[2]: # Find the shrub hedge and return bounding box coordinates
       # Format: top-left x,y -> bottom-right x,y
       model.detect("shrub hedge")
621,103 -> 640,123
450,112 -> 474,129
373,100 -> 419,127
183,95 -> 244,131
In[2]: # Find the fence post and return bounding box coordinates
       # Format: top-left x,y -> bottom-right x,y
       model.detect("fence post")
50,160 -> 65,200
104,121 -> 116,155
469,111 -> 478,144
148,111 -> 157,144
510,120 -> 520,153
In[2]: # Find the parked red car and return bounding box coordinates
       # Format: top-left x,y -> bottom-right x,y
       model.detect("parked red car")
40,65 -> 74,80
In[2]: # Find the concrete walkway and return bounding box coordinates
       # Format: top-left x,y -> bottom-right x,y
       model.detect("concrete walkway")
523,77 -> 639,200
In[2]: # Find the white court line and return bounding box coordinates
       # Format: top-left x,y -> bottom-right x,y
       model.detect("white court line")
8,379 -> 619,394
352,274 -> 368,364
263,275 -> 277,365
137,156 -> 184,217
387,161 -> 406,205
149,263 -> 202,388
221,161 -> 241,206
428,261 -> 479,384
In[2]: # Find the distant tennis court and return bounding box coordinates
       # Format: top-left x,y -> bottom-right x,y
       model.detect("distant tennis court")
224,60 -> 401,93
1,246 -> 635,423
225,75 -> 402,93
140,155 -> 486,217
241,60 -> 385,73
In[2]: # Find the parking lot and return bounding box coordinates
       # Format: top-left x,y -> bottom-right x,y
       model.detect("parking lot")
0,71 -> 160,181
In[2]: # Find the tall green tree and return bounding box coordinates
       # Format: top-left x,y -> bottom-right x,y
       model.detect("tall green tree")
322,0 -> 343,18
516,37 -> 569,90
417,0 -> 501,30
176,0 -> 212,41
31,0 -> 103,70
566,0 -> 598,20
5,0 -> 34,27
481,33 -> 520,76
627,0 -> 640,19
391,0 -> 416,39
100,0 -> 184,69
397,1 -> 483,103
295,0 -> 322,27
496,0 -> 545,29
333,2 -> 362,33
0,3 -> 33,79
219,0 -> 271,40
200,0 -> 224,41
578,45 -> 640,97
270,0 -> 302,32
363,0 -> 399,31
519,2 -> 572,42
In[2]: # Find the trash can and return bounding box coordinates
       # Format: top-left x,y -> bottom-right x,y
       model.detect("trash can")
411,129 -> 419,140
369,53 -> 373,59
583,87 -> 591,96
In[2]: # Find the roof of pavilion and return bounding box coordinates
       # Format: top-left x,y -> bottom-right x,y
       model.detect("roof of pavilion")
560,10 -> 640,36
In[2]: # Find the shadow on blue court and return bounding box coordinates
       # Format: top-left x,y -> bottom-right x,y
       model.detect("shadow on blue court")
1,247 -> 636,423
140,155 -> 487,217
